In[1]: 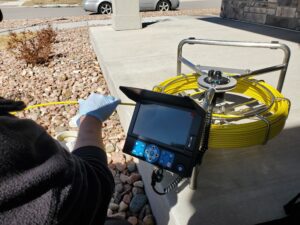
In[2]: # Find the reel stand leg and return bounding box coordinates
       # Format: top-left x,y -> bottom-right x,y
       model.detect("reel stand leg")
189,87 -> 216,190
190,164 -> 200,190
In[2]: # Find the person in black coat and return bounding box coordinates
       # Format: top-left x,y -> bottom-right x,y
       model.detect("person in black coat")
0,95 -> 130,225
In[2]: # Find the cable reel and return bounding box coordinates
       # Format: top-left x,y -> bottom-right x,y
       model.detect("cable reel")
150,38 -> 291,192
152,38 -> 291,194
153,39 -> 291,149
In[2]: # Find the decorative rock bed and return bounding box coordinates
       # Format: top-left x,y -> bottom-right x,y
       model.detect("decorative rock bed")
0,26 -> 155,225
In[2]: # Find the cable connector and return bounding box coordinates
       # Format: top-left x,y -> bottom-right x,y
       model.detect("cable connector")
151,168 -> 183,195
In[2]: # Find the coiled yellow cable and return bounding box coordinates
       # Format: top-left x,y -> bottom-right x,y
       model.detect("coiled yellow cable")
153,74 -> 290,149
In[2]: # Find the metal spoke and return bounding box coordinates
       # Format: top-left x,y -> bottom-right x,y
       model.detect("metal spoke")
159,2 -> 170,11
101,4 -> 112,14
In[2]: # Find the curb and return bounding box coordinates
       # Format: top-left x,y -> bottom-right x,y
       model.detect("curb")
0,3 -> 80,8
32,4 -> 80,8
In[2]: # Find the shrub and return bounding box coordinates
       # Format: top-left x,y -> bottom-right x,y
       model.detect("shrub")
7,26 -> 57,66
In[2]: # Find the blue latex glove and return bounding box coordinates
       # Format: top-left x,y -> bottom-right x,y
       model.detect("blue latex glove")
78,93 -> 120,122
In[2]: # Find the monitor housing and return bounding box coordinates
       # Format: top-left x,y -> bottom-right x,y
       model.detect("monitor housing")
120,86 -> 207,177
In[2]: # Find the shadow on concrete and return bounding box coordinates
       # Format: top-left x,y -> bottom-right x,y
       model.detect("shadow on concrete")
187,125 -> 300,225
197,17 -> 300,43
142,21 -> 159,28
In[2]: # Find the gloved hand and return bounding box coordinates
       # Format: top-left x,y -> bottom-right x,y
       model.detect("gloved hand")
75,93 -> 120,124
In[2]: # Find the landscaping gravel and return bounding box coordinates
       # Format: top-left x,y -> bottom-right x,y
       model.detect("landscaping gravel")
0,26 -> 154,225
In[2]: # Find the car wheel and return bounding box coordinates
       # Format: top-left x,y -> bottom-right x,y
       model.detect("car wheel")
156,0 -> 171,11
98,2 -> 112,14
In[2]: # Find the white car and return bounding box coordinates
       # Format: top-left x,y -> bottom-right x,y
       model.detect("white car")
83,0 -> 180,14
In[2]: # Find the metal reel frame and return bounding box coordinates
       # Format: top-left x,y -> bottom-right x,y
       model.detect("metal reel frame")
175,38 -> 291,190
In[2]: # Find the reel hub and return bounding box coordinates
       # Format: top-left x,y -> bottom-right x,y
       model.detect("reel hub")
198,70 -> 237,93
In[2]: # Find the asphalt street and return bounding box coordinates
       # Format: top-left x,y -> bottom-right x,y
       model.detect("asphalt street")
0,0 -> 221,20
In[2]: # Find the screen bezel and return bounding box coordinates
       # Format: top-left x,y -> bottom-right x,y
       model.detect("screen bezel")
128,100 -> 204,156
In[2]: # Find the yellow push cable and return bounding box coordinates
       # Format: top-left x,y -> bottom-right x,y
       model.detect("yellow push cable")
10,101 -> 135,115
22,101 -> 135,111
153,74 -> 290,149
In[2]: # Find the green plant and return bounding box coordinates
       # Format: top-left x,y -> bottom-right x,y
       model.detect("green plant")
7,26 -> 57,66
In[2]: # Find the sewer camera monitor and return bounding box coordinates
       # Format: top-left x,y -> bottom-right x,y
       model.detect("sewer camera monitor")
120,86 -> 208,194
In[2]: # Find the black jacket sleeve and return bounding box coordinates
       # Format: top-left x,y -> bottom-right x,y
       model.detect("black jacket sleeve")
69,146 -> 114,225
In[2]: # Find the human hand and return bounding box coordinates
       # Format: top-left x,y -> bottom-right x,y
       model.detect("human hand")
77,93 -> 120,123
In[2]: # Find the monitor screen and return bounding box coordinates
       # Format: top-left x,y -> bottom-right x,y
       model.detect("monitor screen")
133,103 -> 194,148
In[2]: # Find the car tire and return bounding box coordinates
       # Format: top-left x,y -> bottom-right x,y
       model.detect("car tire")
98,2 -> 112,14
156,0 -> 171,11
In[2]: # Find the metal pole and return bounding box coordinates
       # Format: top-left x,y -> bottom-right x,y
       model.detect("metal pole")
190,88 -> 215,190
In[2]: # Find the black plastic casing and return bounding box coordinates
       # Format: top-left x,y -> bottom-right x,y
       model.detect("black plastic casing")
120,86 -> 207,177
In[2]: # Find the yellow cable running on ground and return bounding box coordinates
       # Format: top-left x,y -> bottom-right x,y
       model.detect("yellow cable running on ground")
11,101 -> 135,115
22,101 -> 135,111
153,74 -> 290,149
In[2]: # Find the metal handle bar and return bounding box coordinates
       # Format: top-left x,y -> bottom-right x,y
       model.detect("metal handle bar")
177,38 -> 291,92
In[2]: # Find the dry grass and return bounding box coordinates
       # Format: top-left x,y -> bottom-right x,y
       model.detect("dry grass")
1,32 -> 36,50
23,0 -> 82,6
0,35 -> 11,50
7,26 -> 57,65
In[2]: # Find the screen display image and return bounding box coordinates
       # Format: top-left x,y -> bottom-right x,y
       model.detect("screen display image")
133,104 -> 194,149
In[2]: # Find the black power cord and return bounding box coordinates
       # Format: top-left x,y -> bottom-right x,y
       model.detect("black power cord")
151,168 -> 183,195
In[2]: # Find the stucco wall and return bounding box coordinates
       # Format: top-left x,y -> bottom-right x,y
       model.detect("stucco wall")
221,0 -> 300,30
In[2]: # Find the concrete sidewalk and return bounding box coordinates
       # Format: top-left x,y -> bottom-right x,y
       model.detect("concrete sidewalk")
90,16 -> 300,225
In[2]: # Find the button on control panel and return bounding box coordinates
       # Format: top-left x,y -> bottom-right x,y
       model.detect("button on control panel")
144,144 -> 160,163
132,140 -> 175,169
176,164 -> 185,173
132,140 -> 146,157
159,150 -> 175,168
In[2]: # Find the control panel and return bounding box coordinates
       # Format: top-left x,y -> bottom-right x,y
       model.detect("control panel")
120,86 -> 206,177
124,137 -> 193,176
